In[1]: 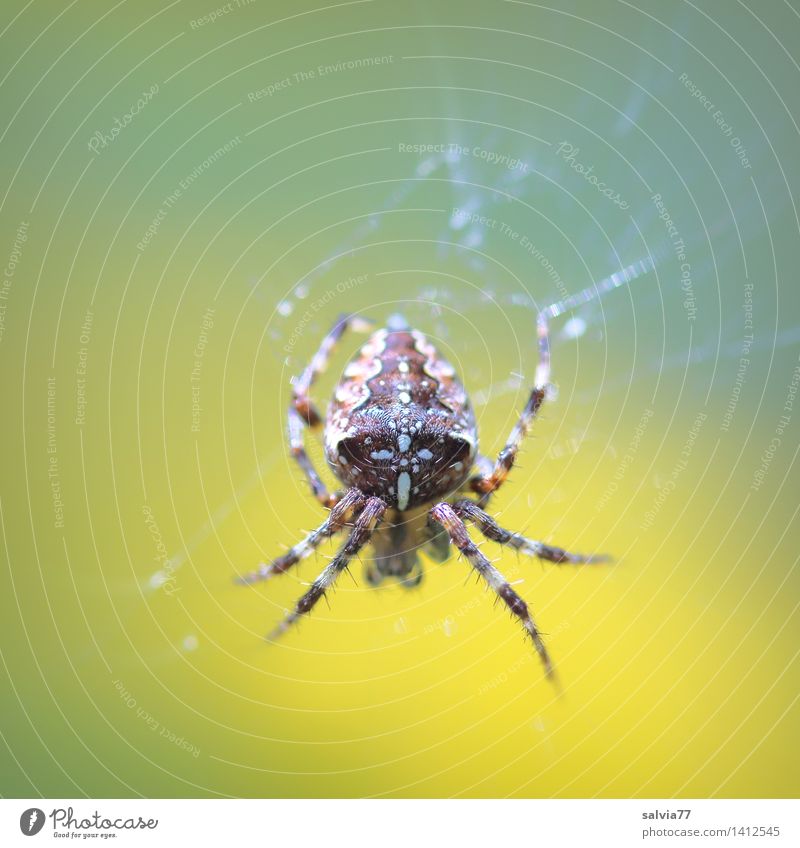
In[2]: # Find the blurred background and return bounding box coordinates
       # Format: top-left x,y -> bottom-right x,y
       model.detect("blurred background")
0,0 -> 798,798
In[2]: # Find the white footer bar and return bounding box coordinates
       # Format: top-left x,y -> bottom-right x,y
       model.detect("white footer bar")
2,799 -> 797,847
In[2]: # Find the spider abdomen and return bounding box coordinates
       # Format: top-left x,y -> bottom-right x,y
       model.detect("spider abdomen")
324,320 -> 477,511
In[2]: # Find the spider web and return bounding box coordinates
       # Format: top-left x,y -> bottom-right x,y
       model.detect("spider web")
145,135 -> 763,589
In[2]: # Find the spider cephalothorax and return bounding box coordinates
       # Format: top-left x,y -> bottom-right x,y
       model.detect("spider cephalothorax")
238,312 -> 608,677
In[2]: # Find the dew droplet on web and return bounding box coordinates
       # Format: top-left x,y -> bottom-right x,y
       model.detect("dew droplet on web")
464,229 -> 483,248
417,157 -> 438,176
562,316 -> 587,340
449,210 -> 467,230
149,571 -> 167,589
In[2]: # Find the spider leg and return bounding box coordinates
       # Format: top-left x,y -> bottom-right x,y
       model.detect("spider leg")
452,499 -> 610,564
236,488 -> 365,584
429,501 -> 554,677
464,453 -> 494,504
288,407 -> 342,509
268,496 -> 386,640
470,313 -> 551,507
288,313 -> 372,508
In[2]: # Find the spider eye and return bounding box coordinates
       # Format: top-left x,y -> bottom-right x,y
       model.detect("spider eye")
339,436 -> 392,466
337,437 -> 362,464
447,431 -> 477,461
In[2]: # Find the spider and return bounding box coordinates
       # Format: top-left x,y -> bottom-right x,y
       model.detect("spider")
238,311 -> 608,677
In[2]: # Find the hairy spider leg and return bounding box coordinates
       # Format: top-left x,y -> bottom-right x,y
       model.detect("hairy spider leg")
452,500 -> 610,564
288,313 -> 373,508
236,488 -> 365,585
268,496 -> 387,640
471,313 -> 551,507
429,501 -> 554,677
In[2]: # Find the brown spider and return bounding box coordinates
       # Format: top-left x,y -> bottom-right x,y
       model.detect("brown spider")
238,312 -> 608,677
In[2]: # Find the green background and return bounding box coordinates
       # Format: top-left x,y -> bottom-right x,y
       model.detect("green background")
1,0 -> 798,798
